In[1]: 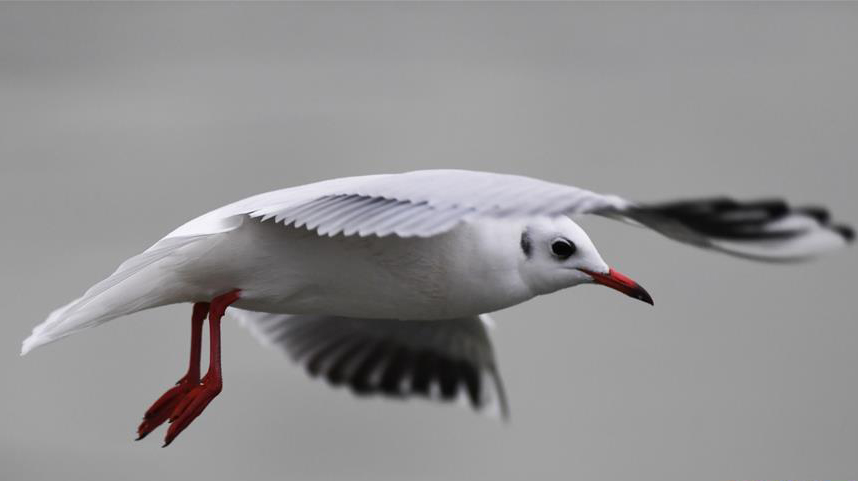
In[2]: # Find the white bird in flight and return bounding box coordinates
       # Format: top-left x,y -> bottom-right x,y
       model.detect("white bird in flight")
21,169 -> 852,446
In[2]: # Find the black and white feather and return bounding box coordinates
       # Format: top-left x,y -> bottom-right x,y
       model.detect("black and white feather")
611,197 -> 854,262
167,169 -> 851,262
230,310 -> 509,418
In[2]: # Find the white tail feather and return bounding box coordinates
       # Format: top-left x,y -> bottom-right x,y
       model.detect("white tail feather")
21,298 -> 83,355
21,236 -> 205,355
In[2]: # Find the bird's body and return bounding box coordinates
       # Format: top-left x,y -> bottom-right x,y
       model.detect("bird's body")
179,216 -> 534,319
21,169 -> 853,446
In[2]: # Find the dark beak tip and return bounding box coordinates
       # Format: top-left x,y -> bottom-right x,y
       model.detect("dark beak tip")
635,287 -> 654,306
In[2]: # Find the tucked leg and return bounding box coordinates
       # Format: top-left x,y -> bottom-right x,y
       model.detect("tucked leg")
163,289 -> 240,447
136,302 -> 209,440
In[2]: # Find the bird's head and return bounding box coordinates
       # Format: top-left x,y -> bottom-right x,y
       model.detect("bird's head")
518,216 -> 653,305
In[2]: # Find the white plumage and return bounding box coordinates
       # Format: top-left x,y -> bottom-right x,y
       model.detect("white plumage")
19,169 -> 852,444
22,169 -> 850,354
165,169 -> 625,239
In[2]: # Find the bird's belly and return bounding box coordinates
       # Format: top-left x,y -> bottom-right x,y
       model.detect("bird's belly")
235,278 -> 475,319
189,217 -> 532,319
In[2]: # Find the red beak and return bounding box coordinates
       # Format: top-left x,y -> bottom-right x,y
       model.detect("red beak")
579,267 -> 654,305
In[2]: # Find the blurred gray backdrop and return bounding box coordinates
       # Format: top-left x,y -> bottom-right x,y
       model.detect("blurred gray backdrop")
1,3 -> 856,481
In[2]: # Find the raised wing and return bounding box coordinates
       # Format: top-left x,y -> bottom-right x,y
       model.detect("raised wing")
230,310 -> 509,418
603,197 -> 854,262
164,169 -> 623,240
165,169 -> 851,262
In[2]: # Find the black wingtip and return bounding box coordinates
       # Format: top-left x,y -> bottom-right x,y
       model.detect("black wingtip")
834,224 -> 855,243
796,206 -> 831,224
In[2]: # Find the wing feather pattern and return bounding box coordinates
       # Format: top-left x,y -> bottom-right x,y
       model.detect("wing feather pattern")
163,169 -> 851,261
606,197 -> 853,261
231,309 -> 509,418
166,170 -> 617,239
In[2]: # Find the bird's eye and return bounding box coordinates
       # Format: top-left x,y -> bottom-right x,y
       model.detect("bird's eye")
550,238 -> 576,259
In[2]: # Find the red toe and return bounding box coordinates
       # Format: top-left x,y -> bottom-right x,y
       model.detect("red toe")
163,383 -> 222,446
136,378 -> 195,440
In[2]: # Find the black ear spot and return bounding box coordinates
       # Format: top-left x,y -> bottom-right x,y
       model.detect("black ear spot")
550,237 -> 576,259
520,230 -> 533,258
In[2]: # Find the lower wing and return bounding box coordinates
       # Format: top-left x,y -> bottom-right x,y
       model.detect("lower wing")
230,310 -> 509,419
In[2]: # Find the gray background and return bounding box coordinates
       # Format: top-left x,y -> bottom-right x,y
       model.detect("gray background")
1,3 -> 856,481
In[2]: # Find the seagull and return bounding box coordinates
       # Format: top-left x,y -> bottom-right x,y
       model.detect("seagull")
21,169 -> 853,446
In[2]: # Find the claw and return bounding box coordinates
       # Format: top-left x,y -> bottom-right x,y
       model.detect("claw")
136,378 -> 194,440
163,382 -> 222,446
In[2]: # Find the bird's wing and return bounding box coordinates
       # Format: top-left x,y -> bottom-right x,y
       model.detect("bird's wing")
164,169 -> 619,239
229,309 -> 509,418
167,169 -> 852,261
598,197 -> 853,262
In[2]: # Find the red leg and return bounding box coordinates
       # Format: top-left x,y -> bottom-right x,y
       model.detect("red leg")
163,289 -> 240,447
136,302 -> 209,440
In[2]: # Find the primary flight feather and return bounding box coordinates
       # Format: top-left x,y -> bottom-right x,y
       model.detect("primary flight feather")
21,169 -> 853,446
